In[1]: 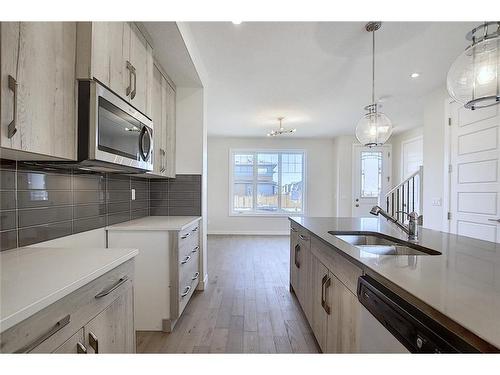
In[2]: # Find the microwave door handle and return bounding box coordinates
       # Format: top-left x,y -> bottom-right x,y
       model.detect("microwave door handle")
131,66 -> 137,100
126,61 -> 133,97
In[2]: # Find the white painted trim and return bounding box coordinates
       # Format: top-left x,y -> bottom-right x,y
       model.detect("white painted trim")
208,230 -> 290,236
443,97 -> 454,233
196,273 -> 209,291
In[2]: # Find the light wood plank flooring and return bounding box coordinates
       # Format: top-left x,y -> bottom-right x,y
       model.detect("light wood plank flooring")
136,235 -> 320,353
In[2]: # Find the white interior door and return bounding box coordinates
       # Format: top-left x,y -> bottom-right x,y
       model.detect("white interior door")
449,102 -> 500,243
352,145 -> 392,217
401,136 -> 423,179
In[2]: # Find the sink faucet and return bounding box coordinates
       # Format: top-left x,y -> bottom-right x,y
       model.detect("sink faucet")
370,205 -> 420,241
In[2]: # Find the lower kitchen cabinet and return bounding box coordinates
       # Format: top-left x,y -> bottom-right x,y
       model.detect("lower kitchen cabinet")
84,287 -> 135,353
0,259 -> 136,354
292,225 -> 362,353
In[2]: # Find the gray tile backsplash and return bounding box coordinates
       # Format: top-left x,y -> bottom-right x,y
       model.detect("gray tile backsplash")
149,175 -> 202,217
0,159 -> 201,251
0,160 -> 150,251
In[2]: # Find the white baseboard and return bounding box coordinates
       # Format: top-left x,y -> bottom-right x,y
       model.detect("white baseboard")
197,273 -> 209,291
208,230 -> 289,236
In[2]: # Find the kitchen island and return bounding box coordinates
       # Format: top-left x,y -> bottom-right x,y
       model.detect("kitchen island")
289,216 -> 500,353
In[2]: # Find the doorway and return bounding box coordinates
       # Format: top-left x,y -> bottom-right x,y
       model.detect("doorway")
447,102 -> 500,243
352,144 -> 392,217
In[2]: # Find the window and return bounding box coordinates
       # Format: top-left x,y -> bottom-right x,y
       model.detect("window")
231,150 -> 306,215
360,151 -> 382,198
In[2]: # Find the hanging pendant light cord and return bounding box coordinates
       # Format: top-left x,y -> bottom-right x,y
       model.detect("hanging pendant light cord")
372,28 -> 375,105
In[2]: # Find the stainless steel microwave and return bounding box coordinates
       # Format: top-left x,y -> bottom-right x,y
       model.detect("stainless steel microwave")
76,80 -> 153,173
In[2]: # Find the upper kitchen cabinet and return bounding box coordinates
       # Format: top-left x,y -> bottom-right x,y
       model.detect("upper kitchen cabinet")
0,22 -> 77,160
76,22 -> 154,118
150,63 -> 176,178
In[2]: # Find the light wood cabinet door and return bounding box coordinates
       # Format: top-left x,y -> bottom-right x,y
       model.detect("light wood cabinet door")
1,22 -> 76,160
53,329 -> 87,354
326,275 -> 361,353
91,22 -> 130,99
297,235 -> 312,322
164,79 -> 176,178
84,285 -> 135,354
129,23 -> 153,117
310,254 -> 329,352
152,65 -> 164,175
290,229 -> 300,295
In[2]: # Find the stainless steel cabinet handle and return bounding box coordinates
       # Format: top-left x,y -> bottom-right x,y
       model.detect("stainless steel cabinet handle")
8,75 -> 18,138
181,285 -> 191,298
95,276 -> 128,299
291,227 -> 298,232
126,61 -> 133,97
181,232 -> 190,239
294,244 -> 300,269
298,234 -> 308,241
488,218 -> 500,223
88,332 -> 98,354
181,255 -> 191,265
15,314 -> 71,353
192,272 -> 200,281
191,246 -> 199,253
77,342 -> 87,354
192,226 -> 199,232
131,66 -> 137,99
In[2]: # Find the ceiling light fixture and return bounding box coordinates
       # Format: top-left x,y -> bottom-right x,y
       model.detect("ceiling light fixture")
232,21 -> 242,25
447,22 -> 500,110
410,72 -> 420,78
355,22 -> 393,147
267,117 -> 296,137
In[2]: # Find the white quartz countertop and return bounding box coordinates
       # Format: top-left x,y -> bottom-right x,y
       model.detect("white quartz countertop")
0,246 -> 138,333
290,216 -> 500,350
106,216 -> 201,232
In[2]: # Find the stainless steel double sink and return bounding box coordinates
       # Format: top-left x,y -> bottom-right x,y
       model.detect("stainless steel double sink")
329,231 -> 441,256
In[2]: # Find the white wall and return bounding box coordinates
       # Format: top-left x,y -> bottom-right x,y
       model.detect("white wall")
390,127 -> 424,187
207,137 -> 336,234
422,85 -> 448,231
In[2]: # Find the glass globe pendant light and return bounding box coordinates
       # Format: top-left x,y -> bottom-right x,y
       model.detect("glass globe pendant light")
355,22 -> 393,147
447,22 -> 500,110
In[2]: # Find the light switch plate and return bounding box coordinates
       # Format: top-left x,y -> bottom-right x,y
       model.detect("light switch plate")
131,188 -> 136,201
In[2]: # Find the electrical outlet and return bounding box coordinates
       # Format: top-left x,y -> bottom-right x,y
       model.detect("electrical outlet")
131,188 -> 136,201
432,198 -> 442,206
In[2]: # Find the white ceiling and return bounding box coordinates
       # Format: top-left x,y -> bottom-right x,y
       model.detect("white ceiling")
186,21 -> 477,138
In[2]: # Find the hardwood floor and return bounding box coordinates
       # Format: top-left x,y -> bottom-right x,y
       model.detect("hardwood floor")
136,235 -> 320,353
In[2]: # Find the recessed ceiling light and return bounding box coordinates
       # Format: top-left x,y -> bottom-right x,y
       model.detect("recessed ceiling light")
410,72 -> 420,78
232,21 -> 242,25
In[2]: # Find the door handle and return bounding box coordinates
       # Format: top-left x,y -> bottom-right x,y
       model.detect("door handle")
15,314 -> 71,353
192,272 -> 200,281
94,276 -> 128,298
321,275 -> 331,315
181,232 -> 190,239
181,255 -> 191,265
488,219 -> 500,223
8,75 -> 18,138
126,61 -> 133,97
294,244 -> 300,269
77,342 -> 87,354
88,331 -> 98,354
131,65 -> 137,99
181,285 -> 191,298
191,246 -> 199,253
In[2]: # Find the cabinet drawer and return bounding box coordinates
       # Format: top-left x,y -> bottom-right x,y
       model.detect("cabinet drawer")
178,221 -> 200,258
0,260 -> 134,353
179,251 -> 200,293
178,264 -> 200,316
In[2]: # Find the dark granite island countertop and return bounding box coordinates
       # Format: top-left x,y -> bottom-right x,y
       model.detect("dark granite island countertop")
289,216 -> 500,351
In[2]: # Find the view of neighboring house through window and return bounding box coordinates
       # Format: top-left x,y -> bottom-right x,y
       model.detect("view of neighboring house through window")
231,150 -> 305,214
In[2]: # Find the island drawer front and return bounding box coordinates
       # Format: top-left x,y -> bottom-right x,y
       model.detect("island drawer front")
0,260 -> 134,353
178,250 -> 200,294
291,223 -> 311,248
311,236 -> 361,295
178,221 -> 200,258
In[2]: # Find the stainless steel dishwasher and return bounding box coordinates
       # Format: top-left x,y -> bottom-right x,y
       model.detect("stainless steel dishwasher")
357,275 -> 479,353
